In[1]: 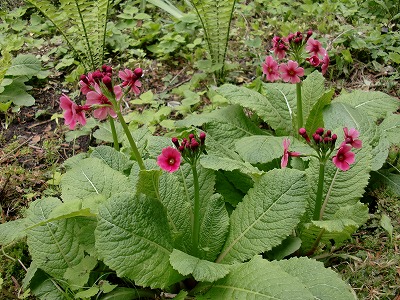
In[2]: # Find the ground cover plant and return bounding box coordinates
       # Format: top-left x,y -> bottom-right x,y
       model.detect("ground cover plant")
1,0 -> 400,299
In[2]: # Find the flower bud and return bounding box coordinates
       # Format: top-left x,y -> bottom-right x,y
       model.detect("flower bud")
102,76 -> 113,91
332,134 -> 337,142
134,68 -> 143,78
172,137 -> 179,148
188,133 -> 194,140
80,74 -> 88,84
316,127 -> 324,136
313,133 -> 321,143
199,132 -> 206,145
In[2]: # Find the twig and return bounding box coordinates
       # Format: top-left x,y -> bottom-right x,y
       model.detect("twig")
0,137 -> 32,163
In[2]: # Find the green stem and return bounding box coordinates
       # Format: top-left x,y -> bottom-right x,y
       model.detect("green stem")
296,82 -> 303,130
313,161 -> 325,220
191,163 -> 201,257
116,111 -> 146,170
108,116 -> 120,151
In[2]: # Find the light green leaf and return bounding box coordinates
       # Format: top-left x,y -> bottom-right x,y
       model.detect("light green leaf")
305,88 -> 334,135
198,256 -> 315,299
64,255 -> 98,290
93,121 -> 124,143
61,157 -> 131,202
380,214 -> 393,242
90,145 -> 133,173
217,168 -> 307,264
136,169 -> 162,199
29,268 -> 67,300
75,286 -> 99,299
335,90 -> 399,121
301,70 -> 326,124
265,236 -> 302,261
170,249 -> 231,282
97,287 -> 146,300
372,170 -> 400,196
380,113 -> 400,146
26,197 -> 85,279
235,135 -> 311,164
6,54 -> 42,76
95,193 -> 183,288
370,131 -> 390,171
272,257 -> 357,299
0,219 -> 27,246
0,79 -> 35,106
200,155 -> 263,177
217,84 -> 296,135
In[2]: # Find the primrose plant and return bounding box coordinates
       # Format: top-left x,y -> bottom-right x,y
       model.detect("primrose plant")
0,62 -> 362,299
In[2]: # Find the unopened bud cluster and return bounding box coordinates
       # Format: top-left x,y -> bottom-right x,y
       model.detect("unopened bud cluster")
171,132 -> 206,164
299,127 -> 337,157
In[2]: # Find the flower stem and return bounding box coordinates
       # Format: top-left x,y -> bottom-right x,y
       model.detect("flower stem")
191,163 -> 201,257
296,82 -> 303,130
116,111 -> 146,170
313,161 -> 325,220
108,116 -> 120,151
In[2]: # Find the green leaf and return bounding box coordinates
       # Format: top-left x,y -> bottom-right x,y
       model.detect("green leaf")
335,90 -> 399,121
64,255 -> 98,290
90,145 -> 133,173
372,170 -> 400,196
380,113 -> 400,146
305,88 -> 334,135
200,155 -> 263,177
197,256 -> 315,299
6,54 -> 42,76
301,71 -> 326,124
265,236 -> 302,261
0,79 -> 35,106
217,168 -> 307,264
380,214 -> 393,242
26,197 -> 85,279
61,157 -> 131,202
235,135 -> 311,164
370,130 -> 390,171
93,121 -> 124,143
136,169 -> 162,199
0,219 -> 27,246
217,84 -> 296,135
170,249 -> 231,282
29,268 -> 67,300
98,287 -> 147,300
75,287 -> 99,298
271,257 -> 357,299
95,193 -> 183,288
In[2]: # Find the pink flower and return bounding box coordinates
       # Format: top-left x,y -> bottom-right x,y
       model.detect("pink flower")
271,36 -> 288,60
118,68 -> 142,95
332,144 -> 355,171
279,60 -> 304,84
281,138 -> 301,168
306,38 -> 326,57
306,55 -> 321,67
157,146 -> 181,173
321,55 -> 330,75
79,72 -> 95,95
343,127 -> 362,149
86,84 -> 121,120
262,55 -> 280,82
60,94 -> 88,130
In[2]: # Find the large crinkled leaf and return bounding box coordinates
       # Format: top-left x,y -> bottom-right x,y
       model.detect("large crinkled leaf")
335,90 -> 399,121
215,170 -> 253,208
217,84 -> 295,135
198,194 -> 229,261
90,145 -> 133,173
61,157 -> 131,202
26,197 -> 85,279
6,54 -> 42,76
235,135 -> 311,164
304,145 -> 371,222
0,219 -> 27,246
370,129 -> 390,171
272,257 -> 357,299
216,168 -> 307,264
301,70 -> 326,124
170,249 -> 231,282
29,268 -> 67,300
197,256 -> 315,299
159,170 -> 193,253
300,202 -> 369,252
371,170 -> 400,196
95,193 -> 183,288
200,155 -> 263,177
176,105 -> 267,149
380,113 -> 400,146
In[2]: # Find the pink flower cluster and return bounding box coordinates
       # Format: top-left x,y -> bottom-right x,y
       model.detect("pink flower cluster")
157,132 -> 206,173
283,127 -> 362,171
263,31 -> 329,83
60,65 -> 143,130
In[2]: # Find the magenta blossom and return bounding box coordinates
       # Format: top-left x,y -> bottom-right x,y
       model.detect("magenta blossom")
272,36 -> 288,60
86,84 -> 122,120
279,60 -> 304,84
79,72 -> 95,95
118,68 -> 142,95
281,138 -> 301,168
306,38 -> 326,57
262,55 -> 280,82
332,144 -> 355,171
306,55 -> 321,67
60,94 -> 88,130
321,54 -> 330,75
157,146 -> 181,173
343,127 -> 362,149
